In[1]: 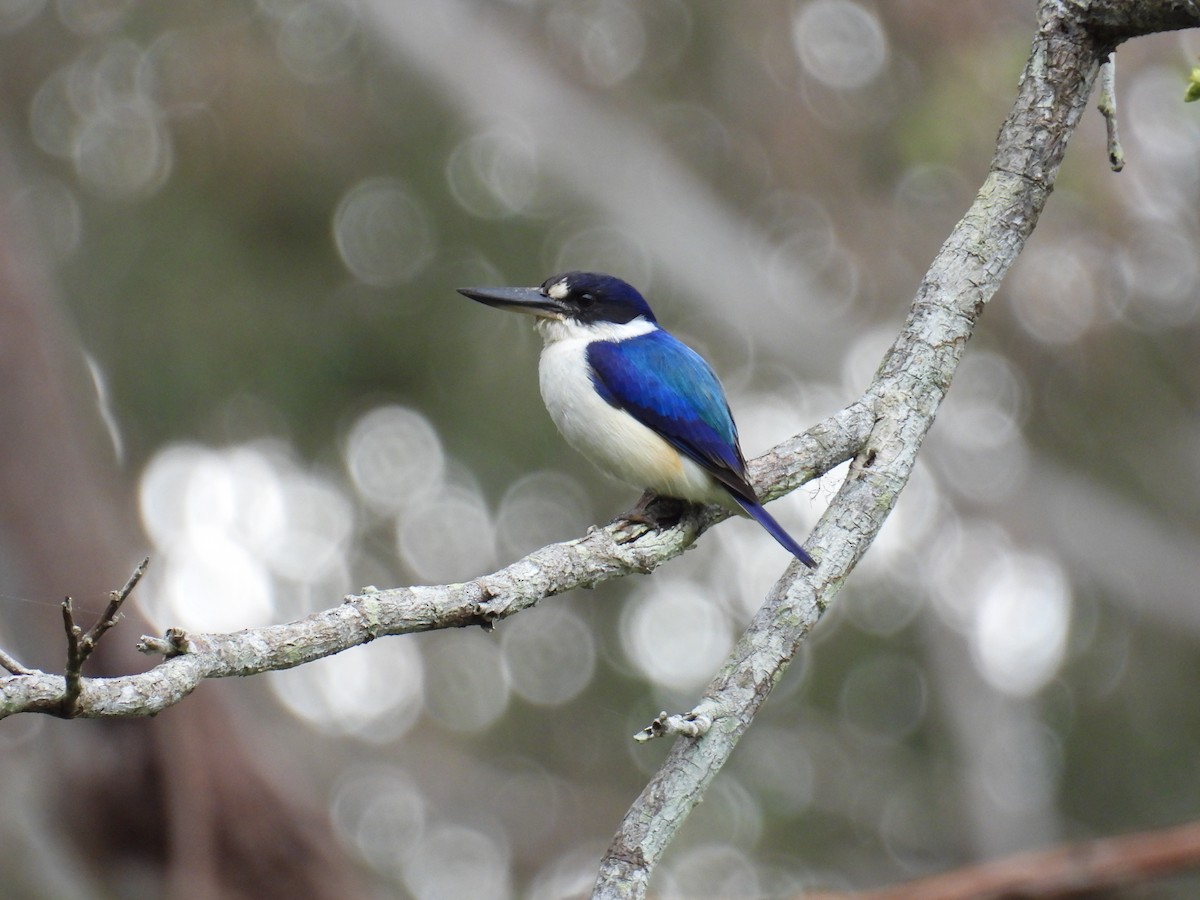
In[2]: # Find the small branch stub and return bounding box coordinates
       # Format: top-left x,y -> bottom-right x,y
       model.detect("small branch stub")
138,627 -> 191,658
634,709 -> 715,743
1098,53 -> 1126,171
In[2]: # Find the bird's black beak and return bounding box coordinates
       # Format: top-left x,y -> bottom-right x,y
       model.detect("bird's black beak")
457,285 -> 564,319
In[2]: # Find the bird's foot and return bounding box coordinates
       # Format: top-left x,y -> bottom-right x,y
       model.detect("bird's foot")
613,492 -> 684,543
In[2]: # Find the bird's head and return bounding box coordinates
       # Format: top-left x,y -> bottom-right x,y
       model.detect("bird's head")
458,271 -> 657,327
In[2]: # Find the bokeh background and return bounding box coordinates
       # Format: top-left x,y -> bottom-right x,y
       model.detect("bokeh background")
1,1 -> 1200,897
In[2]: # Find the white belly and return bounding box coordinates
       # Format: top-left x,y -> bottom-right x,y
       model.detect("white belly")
538,337 -> 727,505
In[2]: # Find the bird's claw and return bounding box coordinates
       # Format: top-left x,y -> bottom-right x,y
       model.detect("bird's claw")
613,518 -> 653,544
612,493 -> 685,543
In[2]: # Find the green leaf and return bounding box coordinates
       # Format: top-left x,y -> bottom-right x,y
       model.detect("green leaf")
1186,67 -> 1200,103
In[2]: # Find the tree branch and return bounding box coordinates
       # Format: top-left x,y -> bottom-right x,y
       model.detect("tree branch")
844,818 -> 1200,900
593,0 -> 1200,895
0,402 -> 872,720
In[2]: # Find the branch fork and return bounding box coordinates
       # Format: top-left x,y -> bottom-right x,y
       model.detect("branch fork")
58,557 -> 149,716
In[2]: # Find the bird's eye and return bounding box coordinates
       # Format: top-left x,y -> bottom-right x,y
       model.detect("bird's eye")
577,293 -> 596,307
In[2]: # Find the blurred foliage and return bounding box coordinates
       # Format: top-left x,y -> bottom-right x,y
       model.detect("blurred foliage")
1186,64 -> 1200,101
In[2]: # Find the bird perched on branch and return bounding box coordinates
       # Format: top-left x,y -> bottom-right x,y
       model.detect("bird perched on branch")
458,271 -> 815,568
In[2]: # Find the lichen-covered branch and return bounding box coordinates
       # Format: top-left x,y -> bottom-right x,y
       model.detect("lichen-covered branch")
592,1 -> 1200,896
0,400 -> 872,720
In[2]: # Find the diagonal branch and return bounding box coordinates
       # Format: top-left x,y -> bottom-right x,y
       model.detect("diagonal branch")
848,818 -> 1200,899
0,645 -> 33,676
591,0 -> 1200,893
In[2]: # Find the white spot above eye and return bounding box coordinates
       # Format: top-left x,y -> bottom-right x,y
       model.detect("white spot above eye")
547,279 -> 570,300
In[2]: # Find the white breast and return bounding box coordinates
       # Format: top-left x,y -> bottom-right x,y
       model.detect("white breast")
535,319 -> 727,505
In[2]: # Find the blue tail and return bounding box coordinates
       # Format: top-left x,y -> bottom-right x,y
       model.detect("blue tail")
733,497 -> 817,568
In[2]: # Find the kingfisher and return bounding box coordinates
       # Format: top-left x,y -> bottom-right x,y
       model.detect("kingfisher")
458,271 -> 816,568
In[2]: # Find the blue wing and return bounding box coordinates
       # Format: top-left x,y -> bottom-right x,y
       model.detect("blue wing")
587,330 -> 755,503
588,330 -> 816,568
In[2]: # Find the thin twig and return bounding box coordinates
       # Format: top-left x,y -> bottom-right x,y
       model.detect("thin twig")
61,596 -> 85,715
1097,53 -> 1125,171
84,555 -> 149,654
0,645 -> 34,676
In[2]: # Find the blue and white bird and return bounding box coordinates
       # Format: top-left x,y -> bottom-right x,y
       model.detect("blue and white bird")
458,271 -> 816,568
